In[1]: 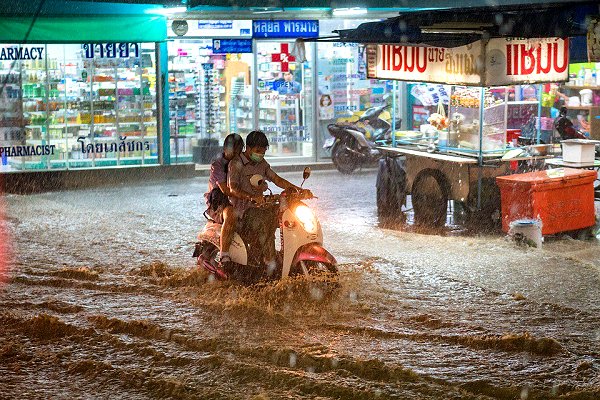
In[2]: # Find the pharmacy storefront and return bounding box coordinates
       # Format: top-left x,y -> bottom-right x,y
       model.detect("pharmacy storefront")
167,18 -> 396,164
0,15 -> 166,172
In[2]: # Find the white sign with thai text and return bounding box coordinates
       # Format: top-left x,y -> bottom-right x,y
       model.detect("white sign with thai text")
367,37 -> 569,86
367,41 -> 484,85
485,37 -> 569,85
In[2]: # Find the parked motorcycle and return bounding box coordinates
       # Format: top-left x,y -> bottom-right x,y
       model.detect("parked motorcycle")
324,104 -> 400,174
193,168 -> 337,283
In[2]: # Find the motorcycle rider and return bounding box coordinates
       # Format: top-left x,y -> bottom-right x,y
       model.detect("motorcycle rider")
203,133 -> 245,265
226,130 -> 307,271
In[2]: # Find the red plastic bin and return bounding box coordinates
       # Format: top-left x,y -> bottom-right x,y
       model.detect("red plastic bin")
495,168 -> 597,235
506,129 -> 521,145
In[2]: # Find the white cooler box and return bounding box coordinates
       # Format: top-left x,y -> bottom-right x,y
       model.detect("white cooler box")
561,139 -> 600,163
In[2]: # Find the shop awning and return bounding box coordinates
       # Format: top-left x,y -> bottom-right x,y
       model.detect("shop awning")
332,2 -> 593,46
0,15 -> 167,43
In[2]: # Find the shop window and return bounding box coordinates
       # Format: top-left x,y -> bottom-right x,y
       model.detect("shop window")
0,43 -> 158,171
0,45 -> 26,171
257,41 -> 313,160
316,42 -> 393,159
407,83 -> 451,131
168,39 -> 254,164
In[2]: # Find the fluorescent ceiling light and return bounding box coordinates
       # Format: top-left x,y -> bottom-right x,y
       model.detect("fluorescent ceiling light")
332,7 -> 367,16
152,6 -> 187,15
250,7 -> 284,14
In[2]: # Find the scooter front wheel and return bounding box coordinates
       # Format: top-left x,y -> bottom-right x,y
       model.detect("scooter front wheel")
298,260 -> 338,276
332,137 -> 360,174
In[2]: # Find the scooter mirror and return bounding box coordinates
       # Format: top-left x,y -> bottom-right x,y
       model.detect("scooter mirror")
301,167 -> 311,188
303,167 -> 311,180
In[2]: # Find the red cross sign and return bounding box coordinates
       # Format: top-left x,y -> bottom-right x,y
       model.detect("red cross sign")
271,43 -> 295,72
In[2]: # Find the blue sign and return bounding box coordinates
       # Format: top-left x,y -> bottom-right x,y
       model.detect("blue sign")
198,21 -> 233,30
252,20 -> 319,39
212,39 -> 253,54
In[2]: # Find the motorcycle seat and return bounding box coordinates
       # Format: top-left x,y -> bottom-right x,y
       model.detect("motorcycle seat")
198,221 -> 221,241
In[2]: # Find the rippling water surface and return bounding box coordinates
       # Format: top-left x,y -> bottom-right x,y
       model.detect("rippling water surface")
1,170 -> 599,399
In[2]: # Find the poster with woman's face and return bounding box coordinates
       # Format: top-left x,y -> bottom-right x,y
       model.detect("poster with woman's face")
319,94 -> 334,120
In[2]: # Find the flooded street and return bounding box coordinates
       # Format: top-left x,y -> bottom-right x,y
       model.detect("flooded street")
1,169 -> 599,399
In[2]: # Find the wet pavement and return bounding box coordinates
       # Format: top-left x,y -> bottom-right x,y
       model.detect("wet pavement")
1,169 -> 599,399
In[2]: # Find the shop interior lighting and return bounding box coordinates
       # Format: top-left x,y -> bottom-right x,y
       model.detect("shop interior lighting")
332,7 -> 368,16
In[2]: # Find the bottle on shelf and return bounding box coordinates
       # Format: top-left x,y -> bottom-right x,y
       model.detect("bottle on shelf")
584,68 -> 594,86
576,66 -> 586,87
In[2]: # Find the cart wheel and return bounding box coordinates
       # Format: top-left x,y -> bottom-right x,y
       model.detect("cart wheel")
465,178 -> 501,231
376,157 -> 407,225
332,136 -> 359,174
411,169 -> 450,228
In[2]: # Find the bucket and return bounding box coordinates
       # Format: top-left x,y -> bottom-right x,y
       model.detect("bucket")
580,89 -> 593,106
509,219 -> 543,248
535,117 -> 554,131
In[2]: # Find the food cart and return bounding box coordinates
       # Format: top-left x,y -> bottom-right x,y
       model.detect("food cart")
302,3 -> 598,232
365,36 -> 572,228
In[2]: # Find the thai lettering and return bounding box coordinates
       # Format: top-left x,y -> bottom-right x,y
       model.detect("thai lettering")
83,43 -> 94,59
105,43 -> 116,58
380,45 -> 428,73
282,21 -> 317,34
506,38 -> 568,76
261,125 -> 306,133
118,43 -> 129,58
77,136 -> 150,153
253,20 -> 318,37
445,53 -> 478,76
427,48 -> 445,62
82,43 -> 140,59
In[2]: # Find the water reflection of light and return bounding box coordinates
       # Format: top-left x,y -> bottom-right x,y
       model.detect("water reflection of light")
339,214 -> 369,229
0,195 -> 11,287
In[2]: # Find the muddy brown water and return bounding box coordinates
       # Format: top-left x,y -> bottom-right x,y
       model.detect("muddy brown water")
1,170 -> 599,399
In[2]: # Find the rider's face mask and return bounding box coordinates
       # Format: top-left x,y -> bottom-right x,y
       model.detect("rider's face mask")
248,147 -> 266,163
250,152 -> 264,163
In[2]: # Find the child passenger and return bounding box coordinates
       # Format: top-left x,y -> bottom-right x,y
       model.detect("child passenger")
203,133 -> 244,267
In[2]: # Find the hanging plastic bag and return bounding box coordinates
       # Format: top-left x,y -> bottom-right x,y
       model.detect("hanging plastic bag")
291,38 -> 307,63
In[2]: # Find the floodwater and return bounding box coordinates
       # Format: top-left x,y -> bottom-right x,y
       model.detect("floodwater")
1,169 -> 599,399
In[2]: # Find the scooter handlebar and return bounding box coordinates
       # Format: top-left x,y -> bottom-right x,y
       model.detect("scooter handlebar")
253,189 -> 315,208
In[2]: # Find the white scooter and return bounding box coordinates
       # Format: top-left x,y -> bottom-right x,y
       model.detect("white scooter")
193,167 -> 337,283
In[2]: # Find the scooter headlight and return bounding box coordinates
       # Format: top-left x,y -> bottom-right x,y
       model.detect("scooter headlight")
294,205 -> 318,234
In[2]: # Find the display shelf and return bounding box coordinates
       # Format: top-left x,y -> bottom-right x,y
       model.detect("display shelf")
562,85 -> 600,90
507,101 -> 539,105
566,105 -> 594,110
4,51 -> 157,166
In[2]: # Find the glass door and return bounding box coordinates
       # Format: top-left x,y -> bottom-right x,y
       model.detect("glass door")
168,39 -> 254,164
256,40 -> 313,161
